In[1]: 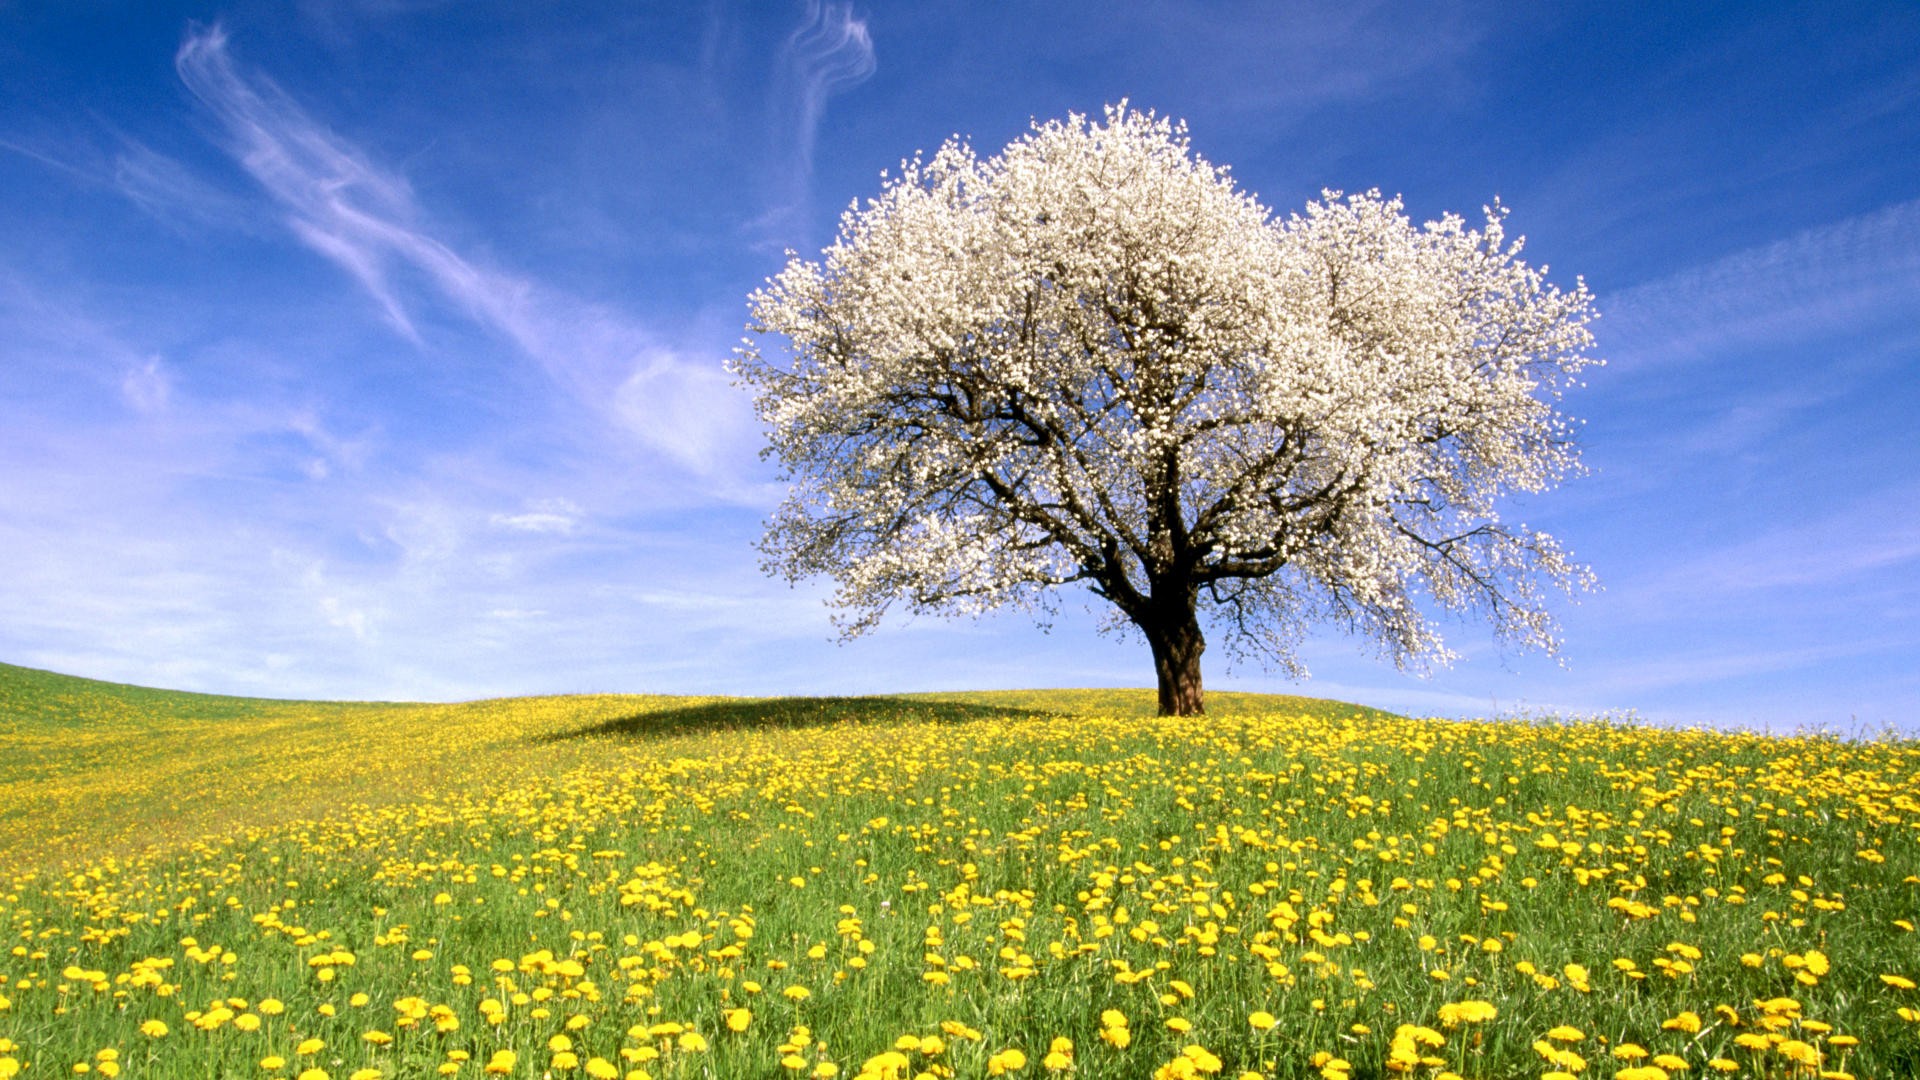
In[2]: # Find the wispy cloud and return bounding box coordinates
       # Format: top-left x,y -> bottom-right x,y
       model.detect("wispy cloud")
1603,197 -> 1920,373
1594,485 -> 1920,645
1584,639 -> 1908,696
490,499 -> 582,536
777,1 -> 876,179
173,24 -> 760,488
1661,379 -> 1853,458
1661,512 -> 1920,597
758,0 -> 875,238
1,128 -> 259,235
1124,1 -> 1484,120
110,136 -> 262,234
117,356 -> 172,414
177,23 -> 496,345
0,134 -> 97,182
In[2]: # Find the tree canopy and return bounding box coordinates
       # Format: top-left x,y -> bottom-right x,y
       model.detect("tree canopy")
733,105 -> 1598,715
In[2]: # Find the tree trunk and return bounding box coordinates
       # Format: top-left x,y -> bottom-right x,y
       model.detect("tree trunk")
1144,603 -> 1206,717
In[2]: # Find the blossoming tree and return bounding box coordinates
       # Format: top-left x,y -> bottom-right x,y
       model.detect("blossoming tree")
733,105 -> 1598,716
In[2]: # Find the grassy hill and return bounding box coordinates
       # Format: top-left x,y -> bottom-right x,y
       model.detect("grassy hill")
0,661 -> 1391,871
0,661 -> 1916,1079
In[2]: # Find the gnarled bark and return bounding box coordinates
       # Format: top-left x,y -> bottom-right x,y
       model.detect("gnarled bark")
1142,596 -> 1206,717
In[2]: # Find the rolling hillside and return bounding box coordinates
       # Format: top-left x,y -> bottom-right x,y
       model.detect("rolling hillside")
0,662 -> 1914,1079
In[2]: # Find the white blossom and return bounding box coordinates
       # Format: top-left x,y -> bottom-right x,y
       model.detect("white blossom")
731,104 -> 1599,714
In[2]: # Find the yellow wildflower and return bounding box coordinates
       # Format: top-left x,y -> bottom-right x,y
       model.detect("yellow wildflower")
987,1049 -> 1027,1075
1437,1000 -> 1496,1026
1662,1012 -> 1702,1033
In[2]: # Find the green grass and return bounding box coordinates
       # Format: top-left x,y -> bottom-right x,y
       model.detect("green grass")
0,663 -> 1390,874
0,661 -> 1915,1080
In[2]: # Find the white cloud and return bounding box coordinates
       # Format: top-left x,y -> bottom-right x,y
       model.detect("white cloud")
110,136 -> 262,234
118,355 -> 171,413
1627,490 -> 1920,602
286,410 -> 373,476
0,135 -> 93,180
755,0 -> 877,240
1603,197 -> 1920,372
486,497 -> 589,537
613,351 -> 761,478
380,500 -> 468,568
1668,381 -> 1850,457
491,510 -> 578,536
318,593 -> 374,642
1,130 -> 259,235
1598,640 -> 1907,695
777,0 -> 876,180
174,24 -> 762,492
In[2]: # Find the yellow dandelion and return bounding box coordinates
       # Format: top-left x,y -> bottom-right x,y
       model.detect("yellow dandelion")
1662,1012 -> 1702,1034
1182,1046 -> 1223,1074
1776,1041 -> 1821,1068
1437,1000 -> 1496,1027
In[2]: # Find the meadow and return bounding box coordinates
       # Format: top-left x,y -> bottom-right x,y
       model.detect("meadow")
0,662 -> 1915,1080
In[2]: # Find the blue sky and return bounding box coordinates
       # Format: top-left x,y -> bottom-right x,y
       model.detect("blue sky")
3,1 -> 1916,732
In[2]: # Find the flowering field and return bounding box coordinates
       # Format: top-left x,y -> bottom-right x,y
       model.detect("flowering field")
1,664 -> 1916,1079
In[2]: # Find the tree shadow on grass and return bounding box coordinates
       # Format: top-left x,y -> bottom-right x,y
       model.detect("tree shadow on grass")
539,695 -> 1050,745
